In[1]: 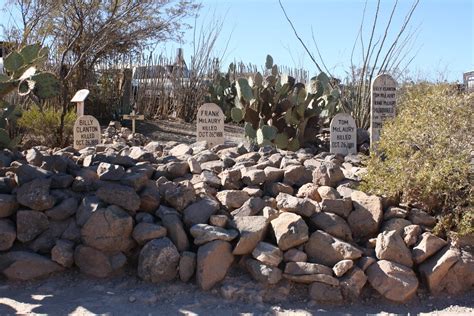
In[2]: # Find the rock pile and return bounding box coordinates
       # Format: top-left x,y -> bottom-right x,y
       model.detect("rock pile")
0,137 -> 472,304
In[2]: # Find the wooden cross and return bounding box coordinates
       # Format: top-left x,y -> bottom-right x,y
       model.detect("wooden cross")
70,89 -> 90,116
122,109 -> 144,134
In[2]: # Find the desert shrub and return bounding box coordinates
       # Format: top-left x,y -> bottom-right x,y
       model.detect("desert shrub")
18,106 -> 77,148
361,83 -> 473,216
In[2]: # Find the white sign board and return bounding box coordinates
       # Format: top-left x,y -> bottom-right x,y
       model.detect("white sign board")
370,74 -> 397,148
330,113 -> 357,155
73,115 -> 101,150
71,89 -> 90,102
196,103 -> 225,148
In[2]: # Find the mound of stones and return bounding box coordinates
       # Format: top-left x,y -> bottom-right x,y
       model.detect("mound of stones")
0,137 -> 472,304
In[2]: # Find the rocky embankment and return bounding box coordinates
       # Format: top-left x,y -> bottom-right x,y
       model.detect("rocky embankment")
0,125 -> 472,305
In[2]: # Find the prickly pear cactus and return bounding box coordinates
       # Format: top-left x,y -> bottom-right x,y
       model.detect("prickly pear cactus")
229,55 -> 341,151
0,43 -> 61,148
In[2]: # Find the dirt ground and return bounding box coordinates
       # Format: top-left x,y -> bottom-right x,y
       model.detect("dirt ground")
0,268 -> 472,316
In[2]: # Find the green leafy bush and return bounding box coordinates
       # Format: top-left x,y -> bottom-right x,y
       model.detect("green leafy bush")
361,83 -> 473,215
18,106 -> 76,147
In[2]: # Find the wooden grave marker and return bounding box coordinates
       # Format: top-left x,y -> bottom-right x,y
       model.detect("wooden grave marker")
123,109 -> 144,134
71,89 -> 101,150
196,103 -> 225,148
370,74 -> 397,149
330,113 -> 357,155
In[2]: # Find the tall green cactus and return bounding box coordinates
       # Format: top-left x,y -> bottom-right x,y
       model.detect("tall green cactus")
0,43 -> 60,148
229,55 -> 341,151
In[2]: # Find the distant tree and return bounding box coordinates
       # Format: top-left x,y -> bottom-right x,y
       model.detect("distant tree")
2,0 -> 201,144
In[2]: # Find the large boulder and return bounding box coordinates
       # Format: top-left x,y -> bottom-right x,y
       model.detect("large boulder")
305,230 -> 362,266
0,251 -> 63,280
44,197 -> 78,221
310,212 -> 352,241
190,224 -> 238,245
81,205 -> 133,252
339,266 -> 367,300
276,193 -> 316,217
436,250 -> 474,294
76,195 -> 105,226
196,240 -> 234,290
375,230 -> 413,267
216,190 -> 250,209
366,260 -> 418,303
132,222 -> 167,245
16,210 -> 49,243
183,197 -> 220,227
96,183 -> 140,212
74,245 -> 126,278
138,238 -> 180,283
232,216 -> 268,255
162,181 -> 196,211
0,194 -> 18,217
271,212 -> 308,251
16,178 -> 56,211
419,246 -> 461,294
0,219 -> 16,251
347,190 -> 383,241
312,161 -> 345,187
245,258 -> 282,285
156,206 -> 189,252
412,232 -> 448,265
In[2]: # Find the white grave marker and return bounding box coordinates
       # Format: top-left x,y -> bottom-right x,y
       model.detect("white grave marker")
330,113 -> 357,155
73,115 -> 101,149
123,109 -> 144,134
71,89 -> 90,116
71,89 -> 101,150
196,103 -> 225,148
370,74 -> 397,148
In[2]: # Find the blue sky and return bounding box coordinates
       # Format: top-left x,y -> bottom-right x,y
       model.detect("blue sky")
1,0 -> 472,82
176,0 -> 473,82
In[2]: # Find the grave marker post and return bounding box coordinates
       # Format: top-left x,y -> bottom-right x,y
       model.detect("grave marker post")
122,109 -> 144,134
196,103 -> 225,148
70,89 -> 90,116
370,74 -> 397,149
330,113 -> 357,156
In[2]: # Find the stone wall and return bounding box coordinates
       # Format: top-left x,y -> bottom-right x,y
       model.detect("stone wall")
0,139 -> 472,304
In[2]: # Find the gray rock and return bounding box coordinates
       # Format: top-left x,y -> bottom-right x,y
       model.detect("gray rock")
157,206 -> 189,252
305,230 -> 363,266
312,161 -> 345,187
97,162 -> 125,180
366,260 -> 419,303
412,232 -> 448,265
138,181 -> 161,213
162,181 -> 195,211
96,183 -> 141,212
81,205 -> 133,252
333,259 -> 354,277
216,190 -> 250,209
45,197 -> 78,221
419,246 -> 461,293
14,164 -> 52,186
283,165 -> 312,187
231,197 -> 265,217
179,251 -> 196,282
132,222 -> 167,245
310,212 -> 353,241
320,198 -> 353,218
340,266 -> 367,300
384,206 -> 408,220
76,195 -> 104,226
0,219 -> 16,251
245,258 -> 282,285
183,197 -> 219,228
0,194 -> 18,218
190,224 -> 239,245
347,190 -> 383,241
16,210 -> 49,243
138,238 -> 180,283
74,245 -> 126,278
271,212 -> 308,251
283,249 -> 307,262
408,209 -> 437,227
381,218 -> 412,233
51,239 -> 74,268
17,178 -> 56,211
0,251 -> 63,280
284,262 -> 332,276
296,183 -> 322,202
276,193 -> 316,217
317,186 -> 341,200
232,216 -> 268,255
197,240 -> 234,290
252,241 -> 283,267
375,230 -> 413,267
403,224 -> 422,247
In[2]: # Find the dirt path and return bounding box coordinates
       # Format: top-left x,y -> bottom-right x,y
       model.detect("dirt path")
0,269 -> 472,315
